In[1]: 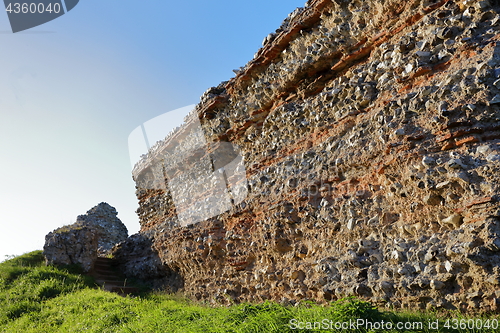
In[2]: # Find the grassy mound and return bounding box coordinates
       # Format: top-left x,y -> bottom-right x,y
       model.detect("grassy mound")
0,251 -> 94,324
0,251 -> 498,332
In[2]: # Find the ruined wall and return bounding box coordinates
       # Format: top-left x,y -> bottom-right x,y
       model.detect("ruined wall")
126,0 -> 500,312
44,202 -> 128,272
76,202 -> 128,255
44,225 -> 98,273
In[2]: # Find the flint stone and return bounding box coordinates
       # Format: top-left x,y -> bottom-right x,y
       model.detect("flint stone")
447,158 -> 465,169
477,144 -> 491,155
424,194 -> 442,205
422,156 -> 436,167
486,154 -> 500,162
431,280 -> 445,290
441,214 -> 463,228
380,280 -> 394,293
489,94 -> 500,104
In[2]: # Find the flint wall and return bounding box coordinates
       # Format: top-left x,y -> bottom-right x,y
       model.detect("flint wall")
130,0 -> 500,312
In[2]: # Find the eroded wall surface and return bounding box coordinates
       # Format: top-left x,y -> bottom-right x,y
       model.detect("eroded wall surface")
125,0 -> 500,312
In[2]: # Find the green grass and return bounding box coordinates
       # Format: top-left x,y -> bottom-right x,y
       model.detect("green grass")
0,251 -> 499,332
49,223 -> 86,234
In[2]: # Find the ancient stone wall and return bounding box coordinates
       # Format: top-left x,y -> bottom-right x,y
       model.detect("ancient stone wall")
44,202 -> 128,272
127,0 -> 500,312
76,202 -> 128,255
43,225 -> 98,273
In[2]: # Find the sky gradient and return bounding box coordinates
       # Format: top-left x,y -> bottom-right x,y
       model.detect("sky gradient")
0,0 -> 306,260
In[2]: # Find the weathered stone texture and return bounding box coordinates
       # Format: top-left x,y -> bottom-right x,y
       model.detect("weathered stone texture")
43,225 -> 98,273
76,202 -> 128,255
128,0 -> 500,312
112,232 -> 183,291
43,202 -> 127,272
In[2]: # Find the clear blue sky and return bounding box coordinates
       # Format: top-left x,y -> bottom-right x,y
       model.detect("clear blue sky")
0,0 -> 305,260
